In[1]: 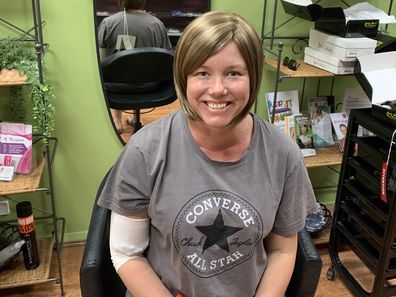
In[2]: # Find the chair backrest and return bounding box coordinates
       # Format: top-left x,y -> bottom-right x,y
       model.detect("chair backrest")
80,169 -> 126,297
101,47 -> 174,88
80,170 -> 322,297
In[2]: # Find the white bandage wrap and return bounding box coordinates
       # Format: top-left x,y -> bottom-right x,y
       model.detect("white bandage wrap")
110,212 -> 150,272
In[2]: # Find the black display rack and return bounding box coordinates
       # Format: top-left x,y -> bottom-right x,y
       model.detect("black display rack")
328,108 -> 396,297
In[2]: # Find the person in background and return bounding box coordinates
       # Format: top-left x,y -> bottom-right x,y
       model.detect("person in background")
98,11 -> 316,297
97,0 -> 172,133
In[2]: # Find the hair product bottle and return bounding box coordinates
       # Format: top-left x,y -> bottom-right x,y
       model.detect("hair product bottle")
16,201 -> 40,269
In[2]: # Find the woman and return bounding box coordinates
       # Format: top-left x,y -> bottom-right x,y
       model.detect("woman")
98,11 -> 316,297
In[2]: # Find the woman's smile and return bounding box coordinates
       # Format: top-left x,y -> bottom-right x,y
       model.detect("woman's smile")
186,41 -> 250,130
205,102 -> 229,110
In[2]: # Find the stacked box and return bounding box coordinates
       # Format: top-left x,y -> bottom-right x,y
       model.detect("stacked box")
0,123 -> 32,174
304,28 -> 377,74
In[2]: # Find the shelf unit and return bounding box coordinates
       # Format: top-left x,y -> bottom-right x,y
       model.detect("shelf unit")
260,0 -> 395,122
260,0 -> 346,190
258,0 -> 396,247
0,1 -> 65,296
328,108 -> 396,296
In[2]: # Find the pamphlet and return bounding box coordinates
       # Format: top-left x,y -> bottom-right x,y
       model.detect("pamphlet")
0,122 -> 32,174
329,112 -> 349,152
284,115 -> 296,142
266,90 -> 300,130
294,114 -> 316,157
343,88 -> 371,115
308,96 -> 335,148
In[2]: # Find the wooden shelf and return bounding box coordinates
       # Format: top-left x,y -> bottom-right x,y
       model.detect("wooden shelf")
0,237 -> 53,289
265,59 -> 335,78
304,146 -> 343,168
0,159 -> 45,196
0,69 -> 27,86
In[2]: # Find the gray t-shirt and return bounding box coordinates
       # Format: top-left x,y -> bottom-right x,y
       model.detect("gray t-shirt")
98,110 -> 316,297
97,11 -> 171,54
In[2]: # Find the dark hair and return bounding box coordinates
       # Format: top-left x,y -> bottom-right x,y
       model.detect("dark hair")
117,0 -> 146,10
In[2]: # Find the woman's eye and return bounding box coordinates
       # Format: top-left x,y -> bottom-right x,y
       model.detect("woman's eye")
195,71 -> 208,77
228,71 -> 241,77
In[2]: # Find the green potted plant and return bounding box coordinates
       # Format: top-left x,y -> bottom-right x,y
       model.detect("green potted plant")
0,37 -> 55,140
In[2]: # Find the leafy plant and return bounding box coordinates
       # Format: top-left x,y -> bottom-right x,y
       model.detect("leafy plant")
0,37 -> 55,140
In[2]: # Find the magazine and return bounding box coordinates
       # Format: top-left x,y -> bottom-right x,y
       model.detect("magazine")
266,90 -> 299,130
308,96 -> 335,148
329,112 -> 349,152
294,114 -> 316,157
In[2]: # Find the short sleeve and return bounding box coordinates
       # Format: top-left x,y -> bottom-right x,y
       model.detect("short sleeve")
97,19 -> 108,48
160,26 -> 172,50
272,146 -> 317,236
97,143 -> 151,216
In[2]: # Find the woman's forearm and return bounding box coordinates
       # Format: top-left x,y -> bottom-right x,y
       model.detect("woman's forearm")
118,257 -> 173,297
255,233 -> 298,297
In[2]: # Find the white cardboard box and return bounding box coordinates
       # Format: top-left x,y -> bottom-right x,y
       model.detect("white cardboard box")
355,51 -> 396,105
309,28 -> 377,61
304,46 -> 356,75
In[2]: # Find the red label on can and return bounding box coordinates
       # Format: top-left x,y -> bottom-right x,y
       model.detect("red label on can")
18,214 -> 35,234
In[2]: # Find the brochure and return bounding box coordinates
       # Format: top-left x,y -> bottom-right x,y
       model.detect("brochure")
266,90 -> 299,130
294,114 -> 316,157
308,96 -> 335,148
0,122 -> 32,174
342,88 -> 371,115
284,115 -> 296,142
329,112 -> 349,152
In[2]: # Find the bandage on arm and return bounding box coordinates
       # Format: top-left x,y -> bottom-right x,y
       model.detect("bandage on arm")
110,212 -> 150,272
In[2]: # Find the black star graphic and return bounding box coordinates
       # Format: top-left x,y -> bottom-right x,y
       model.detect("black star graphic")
195,209 -> 242,253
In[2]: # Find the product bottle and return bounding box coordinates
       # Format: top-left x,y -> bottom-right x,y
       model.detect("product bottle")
16,201 -> 40,269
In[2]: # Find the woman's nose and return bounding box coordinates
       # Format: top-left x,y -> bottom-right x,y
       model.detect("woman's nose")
207,77 -> 227,97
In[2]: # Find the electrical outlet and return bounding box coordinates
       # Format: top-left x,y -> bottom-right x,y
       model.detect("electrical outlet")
0,201 -> 10,216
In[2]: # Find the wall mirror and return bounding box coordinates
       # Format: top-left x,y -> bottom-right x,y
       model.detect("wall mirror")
93,0 -> 211,144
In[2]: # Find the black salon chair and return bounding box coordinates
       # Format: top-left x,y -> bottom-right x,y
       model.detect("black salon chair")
80,170 -> 322,297
101,47 -> 177,133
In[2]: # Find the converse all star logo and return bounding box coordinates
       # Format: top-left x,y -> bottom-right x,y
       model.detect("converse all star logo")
172,190 -> 263,278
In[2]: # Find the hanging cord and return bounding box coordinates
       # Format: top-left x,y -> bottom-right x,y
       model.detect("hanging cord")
386,129 -> 396,165
381,129 -> 396,202
123,8 -> 129,37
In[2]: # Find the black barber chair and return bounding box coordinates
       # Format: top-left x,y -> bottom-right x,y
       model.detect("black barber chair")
80,170 -> 322,297
101,48 -> 177,133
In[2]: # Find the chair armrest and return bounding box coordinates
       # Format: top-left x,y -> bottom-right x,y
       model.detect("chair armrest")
286,228 -> 322,297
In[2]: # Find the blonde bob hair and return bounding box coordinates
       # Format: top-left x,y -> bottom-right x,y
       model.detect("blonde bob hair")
173,11 -> 264,124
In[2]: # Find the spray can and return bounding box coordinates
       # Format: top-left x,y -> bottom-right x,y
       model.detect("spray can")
16,201 -> 40,269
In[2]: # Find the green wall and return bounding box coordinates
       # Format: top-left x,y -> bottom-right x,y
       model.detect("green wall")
1,0 -> 120,241
0,0 -> 394,241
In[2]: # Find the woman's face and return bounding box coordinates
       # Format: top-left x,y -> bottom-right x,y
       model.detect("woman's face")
340,125 -> 347,136
186,42 -> 250,130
